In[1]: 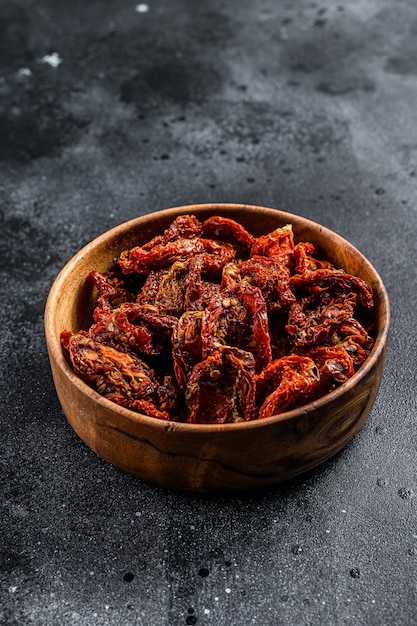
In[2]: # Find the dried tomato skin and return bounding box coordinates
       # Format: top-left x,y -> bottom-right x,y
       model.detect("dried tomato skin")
118,237 -> 236,275
142,214 -> 203,251
185,347 -> 257,424
89,271 -> 135,311
136,270 -> 165,305
256,354 -> 320,418
291,242 -> 335,274
201,281 -> 272,373
290,268 -> 374,310
89,303 -> 178,356
237,255 -> 296,313
202,216 -> 254,252
294,345 -> 355,395
105,393 -> 171,420
172,310 -> 204,389
183,256 -> 221,312
251,224 -> 295,268
286,294 -> 356,349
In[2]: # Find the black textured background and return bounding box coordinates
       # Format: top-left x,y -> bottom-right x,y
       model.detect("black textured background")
1,1 -> 416,625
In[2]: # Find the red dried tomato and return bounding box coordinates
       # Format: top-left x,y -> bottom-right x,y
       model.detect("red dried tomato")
172,311 -> 204,389
201,280 -> 271,373
62,331 -> 171,419
256,355 -> 320,418
251,224 -> 295,268
119,237 -> 236,275
202,215 -> 254,253
237,255 -> 296,313
185,346 -> 257,423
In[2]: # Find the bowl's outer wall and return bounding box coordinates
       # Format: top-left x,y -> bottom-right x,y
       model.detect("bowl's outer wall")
45,204 -> 390,492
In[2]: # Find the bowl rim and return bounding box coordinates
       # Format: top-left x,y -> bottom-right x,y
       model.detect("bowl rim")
45,202 -> 391,433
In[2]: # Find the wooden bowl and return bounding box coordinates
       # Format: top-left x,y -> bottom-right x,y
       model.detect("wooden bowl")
44,204 -> 390,492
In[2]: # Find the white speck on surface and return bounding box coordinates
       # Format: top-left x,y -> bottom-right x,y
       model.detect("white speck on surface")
9,586 -> 18,593
135,511 -> 141,517
225,588 -> 231,594
214,597 -> 219,602
40,52 -> 62,68
135,4 -> 149,13
190,524 -> 195,530
17,68 -> 32,78
204,609 -> 210,615
325,529 -> 330,534
341,509 -> 347,513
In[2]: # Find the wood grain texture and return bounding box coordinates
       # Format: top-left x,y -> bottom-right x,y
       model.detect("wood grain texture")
44,204 -> 391,492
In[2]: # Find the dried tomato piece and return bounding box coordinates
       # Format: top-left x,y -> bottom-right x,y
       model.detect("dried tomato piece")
185,347 -> 257,423
89,303 -> 177,356
286,294 -> 356,349
172,311 -> 204,388
334,318 -> 374,368
89,271 -> 135,312
297,345 -> 355,393
142,214 -> 202,251
153,261 -> 188,314
202,216 -> 254,253
157,375 -> 181,416
183,256 -> 221,311
201,281 -> 271,373
251,224 -> 294,268
61,331 -> 170,419
256,354 -> 320,418
292,242 -> 334,273
136,270 -> 165,305
118,237 -> 236,275
237,255 -> 296,312
290,268 -> 374,310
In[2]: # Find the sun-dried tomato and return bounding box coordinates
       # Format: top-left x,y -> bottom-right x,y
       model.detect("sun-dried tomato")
237,255 -> 296,313
202,216 -> 254,253
153,261 -> 188,314
61,331 -> 170,419
172,310 -> 204,389
290,268 -> 374,310
89,270 -> 135,312
183,255 -> 221,311
136,270 -> 165,305
292,242 -> 334,273
256,354 -> 320,418
89,302 -> 177,356
295,345 -> 355,393
118,237 -> 236,275
251,224 -> 295,268
185,346 -> 257,423
201,280 -> 271,373
142,214 -> 203,251
286,293 -> 356,349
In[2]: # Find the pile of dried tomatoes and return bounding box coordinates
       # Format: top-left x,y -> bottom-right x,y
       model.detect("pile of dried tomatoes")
61,214 -> 374,423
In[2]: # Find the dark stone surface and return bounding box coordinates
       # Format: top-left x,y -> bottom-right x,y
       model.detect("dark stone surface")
1,1 -> 416,624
